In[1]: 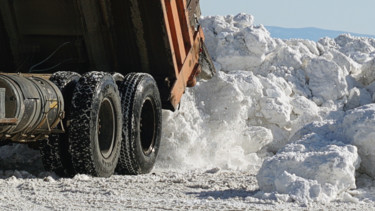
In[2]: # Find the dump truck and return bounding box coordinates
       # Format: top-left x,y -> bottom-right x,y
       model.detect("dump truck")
0,0 -> 215,177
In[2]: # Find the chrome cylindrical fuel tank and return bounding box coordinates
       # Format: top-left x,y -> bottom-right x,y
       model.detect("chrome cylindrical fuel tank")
0,74 -> 64,142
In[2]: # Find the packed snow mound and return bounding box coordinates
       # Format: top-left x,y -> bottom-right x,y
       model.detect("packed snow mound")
257,133 -> 360,204
157,13 -> 375,203
289,104 -> 375,179
158,13 -> 375,169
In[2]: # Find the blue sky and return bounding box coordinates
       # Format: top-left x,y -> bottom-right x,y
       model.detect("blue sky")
200,0 -> 375,35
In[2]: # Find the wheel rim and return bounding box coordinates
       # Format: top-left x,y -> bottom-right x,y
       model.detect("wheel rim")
140,97 -> 156,156
98,98 -> 116,159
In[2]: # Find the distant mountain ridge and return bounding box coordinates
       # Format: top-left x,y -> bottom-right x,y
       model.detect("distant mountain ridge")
265,26 -> 375,41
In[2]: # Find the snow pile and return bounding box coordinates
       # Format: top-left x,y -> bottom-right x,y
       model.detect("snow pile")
157,13 -> 375,203
265,104 -> 375,203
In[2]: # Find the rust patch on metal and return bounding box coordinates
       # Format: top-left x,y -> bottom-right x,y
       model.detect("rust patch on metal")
0,118 -> 17,125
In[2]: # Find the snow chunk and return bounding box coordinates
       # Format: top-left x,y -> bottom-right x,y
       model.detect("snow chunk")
306,58 -> 348,103
233,13 -> 254,28
343,104 -> 375,178
291,96 -> 319,116
345,87 -> 372,110
259,74 -> 293,127
201,14 -> 275,71
241,126 -> 273,153
290,96 -> 322,133
73,174 -> 91,181
358,58 -> 375,85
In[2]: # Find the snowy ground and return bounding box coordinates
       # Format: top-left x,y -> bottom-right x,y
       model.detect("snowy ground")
2,13 -> 375,210
1,166 -> 375,210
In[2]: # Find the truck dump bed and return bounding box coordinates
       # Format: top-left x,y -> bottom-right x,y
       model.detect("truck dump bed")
0,0 -> 214,110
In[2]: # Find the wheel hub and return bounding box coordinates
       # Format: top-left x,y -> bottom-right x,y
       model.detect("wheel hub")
98,98 -> 116,159
140,97 -> 156,156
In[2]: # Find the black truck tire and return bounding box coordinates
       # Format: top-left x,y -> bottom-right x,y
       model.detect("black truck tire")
116,73 -> 162,175
69,71 -> 122,177
39,71 -> 80,177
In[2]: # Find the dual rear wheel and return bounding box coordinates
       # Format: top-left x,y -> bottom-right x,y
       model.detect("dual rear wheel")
39,71 -> 162,177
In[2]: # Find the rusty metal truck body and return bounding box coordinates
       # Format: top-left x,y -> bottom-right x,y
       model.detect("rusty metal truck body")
0,0 -> 214,177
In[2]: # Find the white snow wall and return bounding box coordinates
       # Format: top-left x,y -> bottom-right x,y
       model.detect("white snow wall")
157,13 -> 375,169
156,13 -> 375,203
